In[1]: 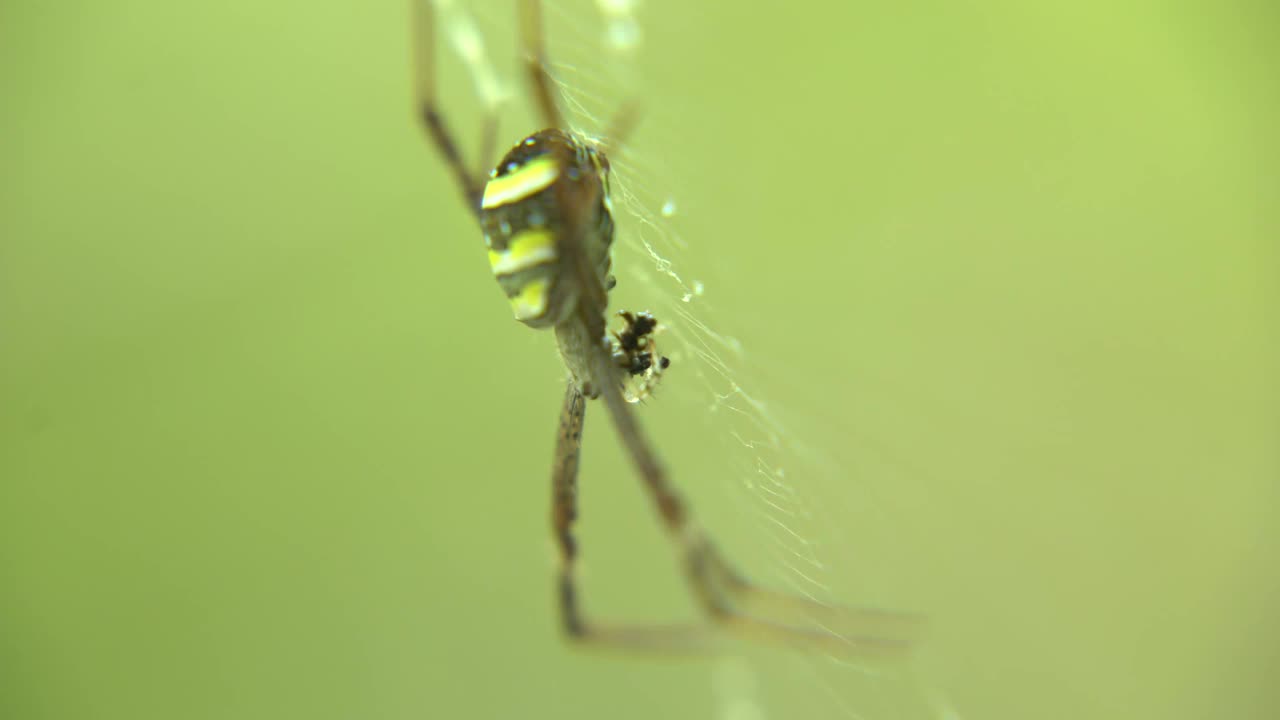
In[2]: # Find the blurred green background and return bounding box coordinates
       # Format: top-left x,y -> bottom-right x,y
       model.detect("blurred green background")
2,1 -> 1276,718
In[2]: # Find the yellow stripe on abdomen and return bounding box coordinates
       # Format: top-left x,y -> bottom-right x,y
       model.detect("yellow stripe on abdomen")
481,156 -> 560,210
508,277 -> 550,322
488,229 -> 557,276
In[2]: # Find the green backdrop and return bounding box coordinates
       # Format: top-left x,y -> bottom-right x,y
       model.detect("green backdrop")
3,1 -> 1276,718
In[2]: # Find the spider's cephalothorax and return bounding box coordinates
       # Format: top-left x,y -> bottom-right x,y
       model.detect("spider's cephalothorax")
480,129 -> 615,328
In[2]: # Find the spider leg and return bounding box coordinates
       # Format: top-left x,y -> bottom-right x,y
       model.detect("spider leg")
551,383 -> 725,653
518,0 -> 566,130
585,330 -> 921,656
599,100 -> 641,158
549,325 -> 919,656
550,383 -> 586,636
412,0 -> 487,214
548,193 -> 920,656
519,0 -> 641,160
475,112 -> 499,188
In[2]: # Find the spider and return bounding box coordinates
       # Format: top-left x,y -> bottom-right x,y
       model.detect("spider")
412,0 -> 917,654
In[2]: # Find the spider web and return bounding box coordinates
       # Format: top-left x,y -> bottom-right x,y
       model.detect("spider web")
433,2 -> 955,717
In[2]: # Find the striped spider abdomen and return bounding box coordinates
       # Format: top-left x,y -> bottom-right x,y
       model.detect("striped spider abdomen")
479,129 -> 615,329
